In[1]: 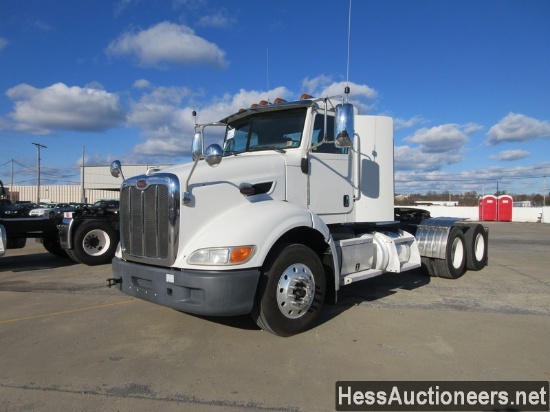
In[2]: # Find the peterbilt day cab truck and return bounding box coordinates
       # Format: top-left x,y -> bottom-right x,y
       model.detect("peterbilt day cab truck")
108,93 -> 488,336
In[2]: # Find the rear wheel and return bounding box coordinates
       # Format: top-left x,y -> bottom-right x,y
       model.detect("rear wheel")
433,226 -> 466,279
42,236 -> 67,257
65,248 -> 82,264
421,256 -> 436,277
6,237 -> 26,249
252,244 -> 326,337
464,224 -> 488,271
72,220 -> 118,266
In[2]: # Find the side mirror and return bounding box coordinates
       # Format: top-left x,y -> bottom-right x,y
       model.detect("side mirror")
110,160 -> 124,180
204,144 -> 223,167
334,103 -> 354,148
192,132 -> 203,161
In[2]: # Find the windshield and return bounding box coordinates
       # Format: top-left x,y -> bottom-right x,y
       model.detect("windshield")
223,108 -> 307,155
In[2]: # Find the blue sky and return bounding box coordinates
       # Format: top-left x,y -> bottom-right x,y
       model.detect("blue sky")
1,0 -> 549,196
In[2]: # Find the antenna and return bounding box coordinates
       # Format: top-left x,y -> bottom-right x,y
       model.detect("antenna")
266,48 -> 270,103
345,0 -> 352,102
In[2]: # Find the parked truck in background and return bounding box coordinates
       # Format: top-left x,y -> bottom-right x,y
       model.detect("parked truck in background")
0,179 -> 120,263
58,200 -> 120,266
0,180 -> 65,257
108,92 -> 488,336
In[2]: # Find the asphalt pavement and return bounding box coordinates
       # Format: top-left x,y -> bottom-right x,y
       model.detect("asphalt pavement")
0,222 -> 549,411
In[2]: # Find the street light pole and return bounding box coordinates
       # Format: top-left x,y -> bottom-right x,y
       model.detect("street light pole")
544,176 -> 547,208
32,143 -> 47,203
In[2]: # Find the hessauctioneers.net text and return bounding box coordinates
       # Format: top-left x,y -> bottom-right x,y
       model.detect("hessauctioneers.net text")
335,381 -> 549,411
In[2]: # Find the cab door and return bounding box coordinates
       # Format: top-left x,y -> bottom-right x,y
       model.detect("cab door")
307,113 -> 354,222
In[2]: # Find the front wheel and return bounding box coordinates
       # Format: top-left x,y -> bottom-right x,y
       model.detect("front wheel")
251,244 -> 326,337
72,220 -> 119,266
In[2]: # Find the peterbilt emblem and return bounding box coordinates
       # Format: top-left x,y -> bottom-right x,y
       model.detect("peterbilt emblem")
136,179 -> 148,189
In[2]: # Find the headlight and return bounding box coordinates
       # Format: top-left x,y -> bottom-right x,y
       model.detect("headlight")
188,246 -> 256,266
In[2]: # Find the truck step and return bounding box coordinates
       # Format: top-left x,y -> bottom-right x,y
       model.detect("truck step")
341,268 -> 383,285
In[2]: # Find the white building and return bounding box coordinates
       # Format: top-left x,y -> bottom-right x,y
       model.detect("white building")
4,164 -> 170,204
414,200 -> 459,207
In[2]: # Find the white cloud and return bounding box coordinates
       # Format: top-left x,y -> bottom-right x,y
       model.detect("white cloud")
127,85 -> 192,131
113,0 -> 133,17
172,0 -> 205,11
404,123 -> 479,154
395,162 -> 550,195
6,83 -> 125,134
301,75 -> 334,95
394,145 -> 463,172
128,85 -> 292,159
488,149 -> 530,161
133,79 -> 152,89
0,37 -> 8,50
198,11 -> 233,28
462,122 -> 484,135
106,21 -> 228,69
487,113 -> 550,144
30,19 -> 52,32
301,75 -> 377,114
302,76 -> 377,99
394,116 -> 428,130
199,86 -> 291,122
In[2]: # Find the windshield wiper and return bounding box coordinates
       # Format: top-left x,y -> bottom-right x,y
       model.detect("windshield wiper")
248,146 -> 286,153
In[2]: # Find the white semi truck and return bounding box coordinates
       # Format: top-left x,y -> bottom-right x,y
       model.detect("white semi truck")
108,93 -> 488,336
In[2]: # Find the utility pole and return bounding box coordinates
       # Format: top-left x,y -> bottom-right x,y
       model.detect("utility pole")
10,159 -> 14,201
81,146 -> 86,203
544,176 -> 547,208
32,143 -> 47,204
542,176 -> 547,224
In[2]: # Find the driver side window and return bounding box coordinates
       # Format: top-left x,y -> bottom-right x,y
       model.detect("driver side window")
312,114 -> 347,154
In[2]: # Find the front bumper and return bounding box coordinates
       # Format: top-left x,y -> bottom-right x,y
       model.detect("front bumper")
112,258 -> 261,316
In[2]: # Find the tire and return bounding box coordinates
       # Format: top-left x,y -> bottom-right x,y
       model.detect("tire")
433,226 -> 466,279
421,256 -> 436,277
251,244 -> 326,337
72,220 -> 119,266
464,224 -> 488,271
65,248 -> 82,264
7,237 -> 26,249
42,236 -> 68,257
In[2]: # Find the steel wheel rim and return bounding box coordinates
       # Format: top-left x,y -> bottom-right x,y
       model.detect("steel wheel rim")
451,237 -> 464,269
276,263 -> 315,319
82,229 -> 110,256
474,233 -> 485,261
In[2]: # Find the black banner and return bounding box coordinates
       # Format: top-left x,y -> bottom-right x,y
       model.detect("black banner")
335,381 -> 549,411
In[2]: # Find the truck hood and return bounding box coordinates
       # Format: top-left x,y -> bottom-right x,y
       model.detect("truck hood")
157,152 -> 288,201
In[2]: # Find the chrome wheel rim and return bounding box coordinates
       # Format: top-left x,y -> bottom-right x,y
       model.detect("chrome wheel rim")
276,263 -> 315,319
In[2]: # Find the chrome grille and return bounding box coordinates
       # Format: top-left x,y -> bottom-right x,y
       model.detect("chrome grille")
120,173 -> 179,266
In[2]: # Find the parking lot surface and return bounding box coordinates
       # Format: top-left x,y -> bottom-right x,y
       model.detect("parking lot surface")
1,222 -> 549,411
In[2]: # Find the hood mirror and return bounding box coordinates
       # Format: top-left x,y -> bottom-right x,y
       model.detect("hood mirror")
204,144 -> 223,167
110,160 -> 125,180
